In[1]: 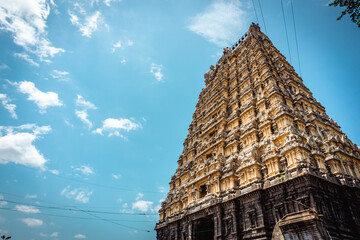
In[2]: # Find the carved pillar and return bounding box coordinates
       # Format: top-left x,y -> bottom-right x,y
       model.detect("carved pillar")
309,190 -> 316,210
231,211 -> 238,237
214,215 -> 219,239
180,223 -> 185,240
175,223 -> 179,240
214,205 -> 223,240
218,176 -> 222,193
188,222 -> 193,240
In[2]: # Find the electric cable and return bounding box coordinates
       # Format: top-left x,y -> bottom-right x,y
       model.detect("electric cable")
258,0 -> 268,34
280,0 -> 292,64
72,205 -> 154,233
290,0 -> 302,76
0,207 -> 156,222
0,196 -> 158,233
0,196 -> 316,235
50,173 -> 163,194
0,199 -> 157,216
251,0 -> 259,24
5,165 -> 166,194
0,191 -> 125,210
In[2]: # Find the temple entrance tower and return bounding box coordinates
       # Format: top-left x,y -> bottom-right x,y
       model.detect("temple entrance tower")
155,23 -> 360,240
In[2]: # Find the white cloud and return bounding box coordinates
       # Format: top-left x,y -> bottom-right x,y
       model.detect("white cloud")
135,192 -> 144,200
128,230 -> 138,235
104,0 -> 122,7
74,165 -> 94,176
187,0 -> 249,47
150,63 -> 164,82
0,195 -> 8,207
75,110 -> 92,129
0,64 -> 9,70
157,186 -> 166,193
80,11 -> 101,38
74,234 -> 86,239
76,95 -> 97,110
131,193 -> 157,212
21,218 -> 43,227
113,41 -> 122,49
120,202 -> 134,214
93,118 -> 141,137
0,93 -> 17,119
14,205 -> 40,214
75,95 -> 97,129
64,119 -> 74,128
14,53 -> 39,67
112,173 -> 121,179
154,204 -> 161,212
50,232 -> 58,237
69,11 -> 80,25
49,169 -> 59,175
25,194 -> 38,199
120,59 -> 126,64
14,81 -> 63,113
0,0 -> 65,63
0,124 -> 51,169
51,70 -> 69,81
69,8 -> 102,38
132,200 -> 153,212
112,40 -> 134,52
91,0 -> 122,7
61,186 -> 93,203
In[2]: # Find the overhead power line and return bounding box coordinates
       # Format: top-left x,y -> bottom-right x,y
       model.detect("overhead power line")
50,173 -> 164,194
0,191 -> 115,210
0,207 -> 156,223
10,165 -> 166,194
280,0 -> 292,64
0,195 -> 317,235
251,0 -> 260,24
76,207 -> 153,233
0,196 -> 158,233
290,0 -> 302,76
258,0 -> 268,34
0,199 -> 157,216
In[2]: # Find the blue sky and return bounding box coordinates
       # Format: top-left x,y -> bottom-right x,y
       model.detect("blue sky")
0,0 -> 359,239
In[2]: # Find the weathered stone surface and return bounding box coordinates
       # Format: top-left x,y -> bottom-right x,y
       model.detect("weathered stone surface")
271,210 -> 330,240
155,23 -> 360,240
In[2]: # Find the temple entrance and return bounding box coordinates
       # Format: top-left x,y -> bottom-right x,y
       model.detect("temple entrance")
194,216 -> 214,240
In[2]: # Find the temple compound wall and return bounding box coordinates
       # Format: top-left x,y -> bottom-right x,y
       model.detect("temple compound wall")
155,23 -> 360,240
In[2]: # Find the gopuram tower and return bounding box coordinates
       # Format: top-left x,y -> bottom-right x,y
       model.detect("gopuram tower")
155,23 -> 360,240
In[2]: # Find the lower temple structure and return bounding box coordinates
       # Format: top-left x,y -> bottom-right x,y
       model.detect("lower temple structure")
155,24 -> 360,239
156,172 -> 360,239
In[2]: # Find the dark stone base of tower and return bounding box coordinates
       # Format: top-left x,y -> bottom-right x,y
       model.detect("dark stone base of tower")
156,171 -> 360,239
155,23 -> 360,240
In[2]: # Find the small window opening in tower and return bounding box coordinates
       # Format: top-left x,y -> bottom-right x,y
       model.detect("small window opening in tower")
199,184 -> 207,198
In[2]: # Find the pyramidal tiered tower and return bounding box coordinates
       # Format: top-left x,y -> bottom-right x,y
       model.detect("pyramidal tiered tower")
155,24 -> 360,240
